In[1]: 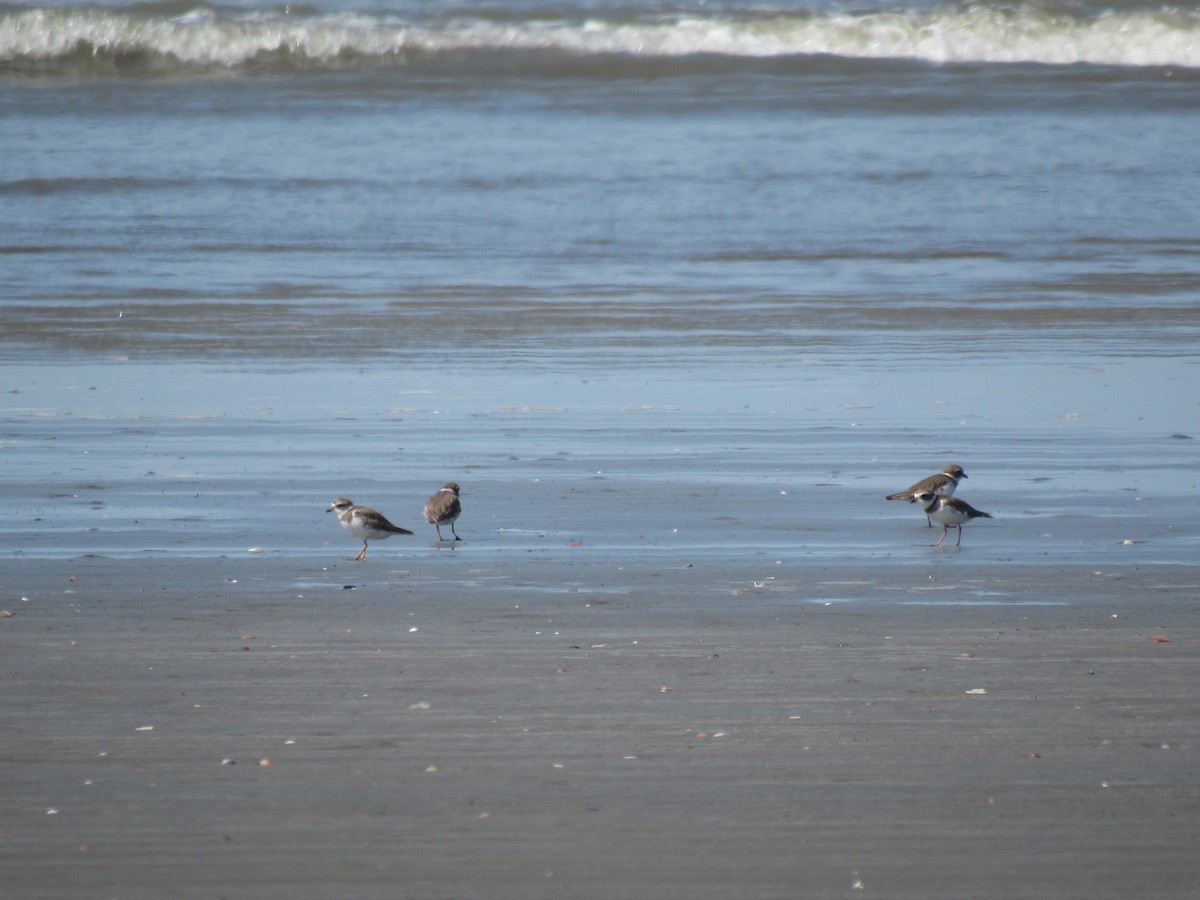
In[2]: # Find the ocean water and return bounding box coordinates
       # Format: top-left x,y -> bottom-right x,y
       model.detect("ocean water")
1,1 -> 1198,569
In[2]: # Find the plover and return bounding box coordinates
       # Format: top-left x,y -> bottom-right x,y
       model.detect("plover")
887,464 -> 967,526
913,491 -> 992,547
327,497 -> 413,560
423,482 -> 462,541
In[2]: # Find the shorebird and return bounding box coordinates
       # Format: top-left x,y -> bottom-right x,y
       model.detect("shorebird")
327,497 -> 413,560
423,482 -> 462,541
886,464 -> 967,526
913,491 -> 992,547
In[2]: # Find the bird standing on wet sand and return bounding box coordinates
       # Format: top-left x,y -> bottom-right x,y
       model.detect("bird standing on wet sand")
886,463 -> 967,526
327,497 -> 413,560
424,482 -> 462,541
914,491 -> 992,547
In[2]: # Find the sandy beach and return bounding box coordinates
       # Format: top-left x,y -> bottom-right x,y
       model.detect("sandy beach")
5,6 -> 1199,890
3,353 -> 1198,898
4,548 -> 1198,899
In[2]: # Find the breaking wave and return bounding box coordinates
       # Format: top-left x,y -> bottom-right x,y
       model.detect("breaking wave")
3,3 -> 1200,75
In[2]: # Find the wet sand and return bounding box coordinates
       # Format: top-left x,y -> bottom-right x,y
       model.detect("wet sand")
3,347 -> 1197,898
4,551 -> 1198,899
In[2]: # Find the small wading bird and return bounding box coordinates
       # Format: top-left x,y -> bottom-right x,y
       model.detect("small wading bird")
886,464 -> 967,526
327,497 -> 413,560
423,482 -> 462,542
913,491 -> 992,547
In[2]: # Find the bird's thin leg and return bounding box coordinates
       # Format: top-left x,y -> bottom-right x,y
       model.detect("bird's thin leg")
451,523 -> 461,540
435,525 -> 444,541
352,541 -> 368,561
955,526 -> 963,547
935,527 -> 948,548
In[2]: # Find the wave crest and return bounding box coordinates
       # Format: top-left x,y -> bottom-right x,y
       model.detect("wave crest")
3,4 -> 1200,73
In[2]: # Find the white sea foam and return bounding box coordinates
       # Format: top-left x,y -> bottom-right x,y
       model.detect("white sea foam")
2,5 -> 1199,69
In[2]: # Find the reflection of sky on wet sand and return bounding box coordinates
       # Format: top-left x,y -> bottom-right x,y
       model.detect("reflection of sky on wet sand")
2,351 -> 1195,566
3,351 -> 1193,434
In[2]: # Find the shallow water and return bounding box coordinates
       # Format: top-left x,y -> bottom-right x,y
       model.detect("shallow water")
2,354 -> 1196,571
2,1 -> 1198,576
